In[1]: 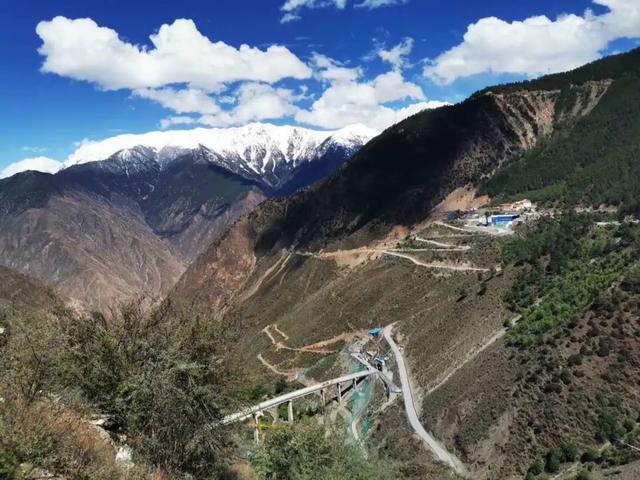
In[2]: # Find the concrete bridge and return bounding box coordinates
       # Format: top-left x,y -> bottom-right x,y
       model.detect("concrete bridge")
221,354 -> 401,443
220,328 -> 469,477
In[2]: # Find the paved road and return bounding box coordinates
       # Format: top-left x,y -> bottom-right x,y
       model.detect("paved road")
434,220 -> 513,236
383,325 -> 469,478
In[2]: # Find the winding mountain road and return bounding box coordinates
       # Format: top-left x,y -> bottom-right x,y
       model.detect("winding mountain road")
383,325 -> 469,478
382,250 -> 489,272
414,236 -> 471,250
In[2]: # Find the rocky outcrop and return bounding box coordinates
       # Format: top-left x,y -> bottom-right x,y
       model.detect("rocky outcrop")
169,216 -> 257,315
555,79 -> 613,123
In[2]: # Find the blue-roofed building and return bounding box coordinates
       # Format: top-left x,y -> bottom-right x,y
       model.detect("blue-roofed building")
490,214 -> 520,228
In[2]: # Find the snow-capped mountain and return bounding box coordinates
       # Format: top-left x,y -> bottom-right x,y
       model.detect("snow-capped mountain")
65,123 -> 378,189
0,122 -> 377,311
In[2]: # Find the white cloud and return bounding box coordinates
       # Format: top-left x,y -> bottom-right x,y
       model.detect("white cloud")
281,13 -> 301,23
34,16 -> 319,130
296,54 -> 446,130
378,37 -> 413,70
356,0 -> 409,9
281,0 -> 347,13
20,146 -> 48,154
424,0 -> 640,84
36,16 -> 312,91
1,156 -> 63,179
159,116 -> 197,129
297,99 -> 447,130
280,0 -> 409,23
198,83 -> 297,127
312,53 -> 362,83
134,87 -> 221,115
33,15 -> 447,137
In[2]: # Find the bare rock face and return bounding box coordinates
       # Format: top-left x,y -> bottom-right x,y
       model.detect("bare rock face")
160,189 -> 266,262
169,216 -> 257,315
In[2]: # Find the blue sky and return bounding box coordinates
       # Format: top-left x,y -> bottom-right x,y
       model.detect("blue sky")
1,0 -> 639,176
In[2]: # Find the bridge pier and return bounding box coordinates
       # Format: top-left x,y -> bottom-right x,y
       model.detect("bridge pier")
220,369 -> 380,433
268,406 -> 279,423
253,412 -> 260,445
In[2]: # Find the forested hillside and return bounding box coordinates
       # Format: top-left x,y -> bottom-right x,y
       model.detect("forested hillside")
480,50 -> 640,212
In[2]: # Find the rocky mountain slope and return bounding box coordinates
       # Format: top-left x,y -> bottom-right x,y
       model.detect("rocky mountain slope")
0,264 -> 62,311
168,49 -> 640,478
0,124 -> 375,312
169,66 -> 613,313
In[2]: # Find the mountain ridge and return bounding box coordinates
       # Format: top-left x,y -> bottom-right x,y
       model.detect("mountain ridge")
0,123 -> 375,312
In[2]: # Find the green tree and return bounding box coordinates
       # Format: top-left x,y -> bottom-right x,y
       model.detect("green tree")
252,420 -> 400,480
545,448 -> 562,473
561,442 -> 578,462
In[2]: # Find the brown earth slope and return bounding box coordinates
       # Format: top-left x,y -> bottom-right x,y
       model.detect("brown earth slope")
0,190 -> 186,313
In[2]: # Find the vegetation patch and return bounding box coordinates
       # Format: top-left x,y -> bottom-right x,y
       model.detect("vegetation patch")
502,214 -> 638,346
252,420 -> 399,480
0,301 -> 256,478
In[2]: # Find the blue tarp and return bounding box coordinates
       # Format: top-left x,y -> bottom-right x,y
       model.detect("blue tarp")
368,327 -> 382,336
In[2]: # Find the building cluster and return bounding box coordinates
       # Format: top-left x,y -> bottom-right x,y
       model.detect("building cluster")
447,199 -> 537,231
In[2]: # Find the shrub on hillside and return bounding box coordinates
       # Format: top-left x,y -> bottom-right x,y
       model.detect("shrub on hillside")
581,449 -> 599,463
526,459 -> 544,477
561,442 -> 578,462
252,420 -> 399,480
597,411 -> 626,442
0,301 -> 237,478
545,448 -> 562,473
573,469 -> 593,480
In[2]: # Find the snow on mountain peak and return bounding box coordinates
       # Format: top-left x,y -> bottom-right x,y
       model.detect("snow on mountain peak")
65,123 -> 377,170
60,123 -> 378,187
330,124 -> 379,143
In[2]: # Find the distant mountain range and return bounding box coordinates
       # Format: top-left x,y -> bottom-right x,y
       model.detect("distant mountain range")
0,123 -> 377,311
57,123 -> 377,190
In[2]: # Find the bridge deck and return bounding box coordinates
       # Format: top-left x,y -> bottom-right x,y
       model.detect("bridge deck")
221,368 -> 377,425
